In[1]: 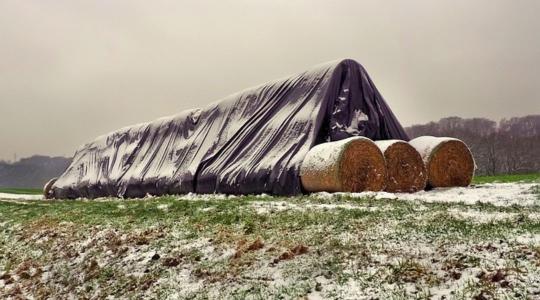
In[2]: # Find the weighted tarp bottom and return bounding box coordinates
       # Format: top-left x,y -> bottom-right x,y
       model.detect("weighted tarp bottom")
50,59 -> 409,198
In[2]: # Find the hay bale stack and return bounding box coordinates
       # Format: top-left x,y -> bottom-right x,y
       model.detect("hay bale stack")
409,136 -> 475,188
375,140 -> 427,193
43,177 -> 57,199
300,137 -> 386,193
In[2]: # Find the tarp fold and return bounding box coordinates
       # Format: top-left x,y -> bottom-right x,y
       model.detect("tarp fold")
50,59 -> 408,198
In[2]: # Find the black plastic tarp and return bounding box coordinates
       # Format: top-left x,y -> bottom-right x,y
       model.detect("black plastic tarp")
49,59 -> 408,198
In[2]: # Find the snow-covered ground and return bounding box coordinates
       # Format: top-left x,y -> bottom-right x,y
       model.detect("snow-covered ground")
0,192 -> 42,200
1,181 -> 539,299
178,182 -> 540,208
2,183 -> 537,207
315,182 -> 540,207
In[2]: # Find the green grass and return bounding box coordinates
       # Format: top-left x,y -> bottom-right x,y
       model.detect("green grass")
473,173 -> 540,184
0,187 -> 43,194
1,177 -> 540,299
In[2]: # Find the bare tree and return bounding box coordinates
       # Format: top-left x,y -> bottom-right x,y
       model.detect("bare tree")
406,115 -> 540,175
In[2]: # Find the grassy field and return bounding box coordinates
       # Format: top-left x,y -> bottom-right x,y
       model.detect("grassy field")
1,174 -> 539,299
472,173 -> 540,185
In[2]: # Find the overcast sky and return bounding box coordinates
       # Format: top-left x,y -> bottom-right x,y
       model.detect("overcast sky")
1,0 -> 539,160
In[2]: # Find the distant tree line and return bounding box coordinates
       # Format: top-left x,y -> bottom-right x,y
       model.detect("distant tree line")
0,156 -> 71,188
406,115 -> 540,176
1,115 -> 538,188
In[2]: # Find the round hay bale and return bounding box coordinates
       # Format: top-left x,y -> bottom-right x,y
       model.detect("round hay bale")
43,177 -> 58,199
300,137 -> 386,193
374,140 -> 427,193
409,136 -> 475,188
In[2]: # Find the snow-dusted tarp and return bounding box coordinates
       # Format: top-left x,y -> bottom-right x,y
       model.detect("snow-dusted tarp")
50,59 -> 408,198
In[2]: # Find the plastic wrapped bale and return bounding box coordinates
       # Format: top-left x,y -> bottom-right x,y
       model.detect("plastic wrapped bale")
49,59 -> 409,198
300,137 -> 386,193
409,136 -> 475,188
374,140 -> 427,193
43,178 -> 57,199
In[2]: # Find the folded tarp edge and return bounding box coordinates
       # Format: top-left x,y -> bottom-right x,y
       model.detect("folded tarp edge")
49,59 -> 408,199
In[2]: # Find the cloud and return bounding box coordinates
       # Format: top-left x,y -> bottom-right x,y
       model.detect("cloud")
0,0 -> 539,159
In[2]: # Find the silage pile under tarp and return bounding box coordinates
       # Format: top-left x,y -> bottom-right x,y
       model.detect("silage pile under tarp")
49,59 -> 408,199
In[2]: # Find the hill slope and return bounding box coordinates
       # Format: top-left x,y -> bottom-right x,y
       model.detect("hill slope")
0,156 -> 71,189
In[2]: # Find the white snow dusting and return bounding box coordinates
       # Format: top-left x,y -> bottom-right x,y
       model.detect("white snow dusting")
1,183 -> 537,209
250,200 -> 393,214
448,208 -> 518,223
344,109 -> 369,135
312,183 -> 538,207
373,139 -> 404,153
0,193 -> 43,200
299,138 -> 351,176
393,183 -> 539,206
408,136 -> 459,163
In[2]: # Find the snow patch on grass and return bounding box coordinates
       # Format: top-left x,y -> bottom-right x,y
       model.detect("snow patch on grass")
311,183 -> 536,207
251,201 -> 298,214
2,179 -> 540,299
394,183 -> 539,206
514,233 -> 540,245
0,193 -> 43,200
313,191 -> 396,200
177,193 -> 239,201
157,204 -> 169,212
311,183 -> 539,207
448,208 -> 518,224
250,201 -> 393,214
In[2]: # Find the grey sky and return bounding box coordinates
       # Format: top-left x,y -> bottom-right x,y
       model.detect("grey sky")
1,0 -> 539,160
